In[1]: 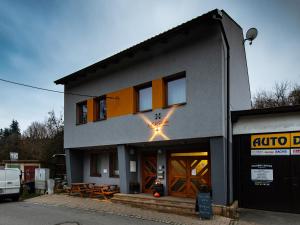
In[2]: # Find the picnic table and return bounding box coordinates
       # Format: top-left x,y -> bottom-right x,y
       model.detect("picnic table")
89,184 -> 120,199
69,183 -> 95,197
69,183 -> 119,199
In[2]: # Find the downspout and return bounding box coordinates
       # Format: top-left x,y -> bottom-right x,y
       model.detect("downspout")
212,10 -> 231,205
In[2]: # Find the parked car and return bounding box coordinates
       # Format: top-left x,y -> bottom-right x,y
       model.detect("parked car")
0,168 -> 21,201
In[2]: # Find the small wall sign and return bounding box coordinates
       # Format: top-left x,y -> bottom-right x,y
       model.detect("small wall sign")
251,164 -> 273,186
130,161 -> 136,172
10,152 -> 18,160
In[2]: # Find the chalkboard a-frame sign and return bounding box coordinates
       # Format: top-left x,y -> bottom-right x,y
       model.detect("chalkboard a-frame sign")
196,192 -> 213,219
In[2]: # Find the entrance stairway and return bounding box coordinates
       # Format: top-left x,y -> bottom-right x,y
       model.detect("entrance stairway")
111,193 -> 198,216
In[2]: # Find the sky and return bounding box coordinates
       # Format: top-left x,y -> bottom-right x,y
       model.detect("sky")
0,0 -> 299,131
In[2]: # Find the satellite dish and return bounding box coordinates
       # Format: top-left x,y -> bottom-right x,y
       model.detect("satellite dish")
245,28 -> 258,45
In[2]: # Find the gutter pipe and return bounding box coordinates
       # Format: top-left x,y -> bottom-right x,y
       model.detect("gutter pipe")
212,10 -> 231,205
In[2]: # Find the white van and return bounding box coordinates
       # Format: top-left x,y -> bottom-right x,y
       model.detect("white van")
0,168 -> 21,201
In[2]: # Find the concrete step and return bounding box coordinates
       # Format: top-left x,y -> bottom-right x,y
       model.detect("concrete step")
111,194 -> 198,216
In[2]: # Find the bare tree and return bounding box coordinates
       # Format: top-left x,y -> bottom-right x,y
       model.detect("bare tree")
288,85 -> 300,105
23,122 -> 48,139
252,81 -> 300,109
45,110 -> 63,138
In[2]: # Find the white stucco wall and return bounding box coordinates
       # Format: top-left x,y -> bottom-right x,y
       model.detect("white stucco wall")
233,112 -> 300,135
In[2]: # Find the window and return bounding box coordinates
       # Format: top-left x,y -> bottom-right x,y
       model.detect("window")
166,74 -> 186,106
77,101 -> 87,124
95,96 -> 107,121
137,84 -> 152,112
90,154 -> 101,177
109,151 -> 119,177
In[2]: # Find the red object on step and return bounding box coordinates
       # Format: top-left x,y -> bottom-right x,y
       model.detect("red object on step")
154,192 -> 160,197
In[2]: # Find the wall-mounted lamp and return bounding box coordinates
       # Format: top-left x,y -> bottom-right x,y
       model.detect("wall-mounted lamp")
244,28 -> 258,45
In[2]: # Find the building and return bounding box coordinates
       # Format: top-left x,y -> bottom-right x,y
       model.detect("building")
232,105 -> 300,214
55,9 -> 251,208
3,160 -> 41,183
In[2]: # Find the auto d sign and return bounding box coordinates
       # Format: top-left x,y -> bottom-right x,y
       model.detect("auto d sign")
251,132 -> 300,156
291,133 -> 300,147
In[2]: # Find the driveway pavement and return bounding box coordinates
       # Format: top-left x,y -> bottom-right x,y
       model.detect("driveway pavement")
4,195 -> 300,225
237,208 -> 300,225
22,194 -> 232,225
0,201 -> 166,225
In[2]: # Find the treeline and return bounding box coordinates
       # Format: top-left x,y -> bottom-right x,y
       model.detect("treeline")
252,81 -> 300,109
0,111 -> 64,169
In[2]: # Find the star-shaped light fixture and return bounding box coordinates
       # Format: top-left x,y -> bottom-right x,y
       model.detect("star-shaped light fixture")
138,106 -> 177,141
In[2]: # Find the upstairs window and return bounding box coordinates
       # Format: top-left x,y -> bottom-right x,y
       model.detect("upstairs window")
77,101 -> 87,124
95,96 -> 107,121
90,153 -> 101,177
137,83 -> 152,112
166,74 -> 186,106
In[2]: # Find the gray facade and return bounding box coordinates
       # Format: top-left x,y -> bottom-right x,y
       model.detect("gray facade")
58,10 -> 251,206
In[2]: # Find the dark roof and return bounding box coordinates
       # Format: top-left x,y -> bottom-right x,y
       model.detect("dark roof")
54,9 -> 223,85
232,105 -> 300,122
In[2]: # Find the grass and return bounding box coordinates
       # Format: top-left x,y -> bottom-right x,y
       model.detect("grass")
20,188 -> 41,201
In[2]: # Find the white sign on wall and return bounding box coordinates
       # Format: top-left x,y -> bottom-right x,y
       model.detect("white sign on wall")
130,161 -> 136,172
10,152 -> 18,160
251,169 -> 273,181
251,149 -> 290,156
291,149 -> 300,155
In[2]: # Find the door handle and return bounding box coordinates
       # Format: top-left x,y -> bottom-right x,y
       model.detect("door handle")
7,182 -> 12,184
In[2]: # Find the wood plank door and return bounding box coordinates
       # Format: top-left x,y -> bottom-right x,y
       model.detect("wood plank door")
168,152 -> 210,197
142,153 -> 157,193
168,158 -> 188,197
24,166 -> 39,183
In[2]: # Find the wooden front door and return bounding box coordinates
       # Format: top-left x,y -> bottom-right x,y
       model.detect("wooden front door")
142,153 -> 157,193
168,152 -> 210,197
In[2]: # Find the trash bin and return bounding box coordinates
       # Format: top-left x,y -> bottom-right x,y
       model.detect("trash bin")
47,179 -> 55,194
129,182 -> 140,194
152,183 -> 164,196
196,185 -> 212,219
26,182 -> 35,194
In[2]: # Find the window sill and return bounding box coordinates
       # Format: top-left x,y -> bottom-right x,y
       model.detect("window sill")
136,109 -> 153,114
90,174 -> 101,177
163,102 -> 186,109
109,176 -> 120,178
76,122 -> 87,126
94,118 -> 107,122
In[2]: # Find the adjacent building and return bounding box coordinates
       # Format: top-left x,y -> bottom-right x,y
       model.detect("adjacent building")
3,160 -> 41,183
232,106 -> 300,214
55,9 -> 251,208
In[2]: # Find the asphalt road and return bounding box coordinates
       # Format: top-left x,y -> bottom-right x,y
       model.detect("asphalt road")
238,208 -> 300,225
0,201 -> 166,225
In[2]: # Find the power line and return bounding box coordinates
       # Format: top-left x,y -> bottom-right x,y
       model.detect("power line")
0,78 -> 97,98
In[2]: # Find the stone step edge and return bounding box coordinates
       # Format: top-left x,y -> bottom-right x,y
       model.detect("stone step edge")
112,195 -> 195,206
111,198 -> 194,209
111,199 -> 197,216
112,197 -> 239,219
111,198 -> 196,211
